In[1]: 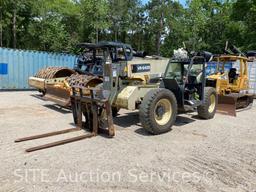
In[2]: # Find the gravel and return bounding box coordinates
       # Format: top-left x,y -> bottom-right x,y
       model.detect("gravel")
0,91 -> 256,192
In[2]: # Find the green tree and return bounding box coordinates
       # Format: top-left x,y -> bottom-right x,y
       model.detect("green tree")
80,0 -> 109,43
146,0 -> 170,55
160,1 -> 186,56
27,0 -> 80,52
231,0 -> 256,49
0,0 -> 255,55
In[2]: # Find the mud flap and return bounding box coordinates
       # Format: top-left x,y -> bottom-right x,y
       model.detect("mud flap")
217,95 -> 237,117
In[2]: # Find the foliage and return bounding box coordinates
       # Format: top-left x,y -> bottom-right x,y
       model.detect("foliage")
0,0 -> 255,55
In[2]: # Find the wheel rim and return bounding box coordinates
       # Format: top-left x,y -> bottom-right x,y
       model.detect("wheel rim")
208,94 -> 216,113
154,99 -> 172,126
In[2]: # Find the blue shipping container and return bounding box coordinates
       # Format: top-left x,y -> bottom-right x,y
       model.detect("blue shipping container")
0,48 -> 77,89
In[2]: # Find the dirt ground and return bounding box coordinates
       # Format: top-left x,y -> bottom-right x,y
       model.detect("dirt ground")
0,91 -> 256,192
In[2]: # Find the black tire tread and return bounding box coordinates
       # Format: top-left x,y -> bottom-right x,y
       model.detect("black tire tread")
197,87 -> 217,119
139,88 -> 177,135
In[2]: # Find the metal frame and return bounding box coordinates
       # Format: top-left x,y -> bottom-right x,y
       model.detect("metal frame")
15,86 -> 115,153
162,56 -> 206,110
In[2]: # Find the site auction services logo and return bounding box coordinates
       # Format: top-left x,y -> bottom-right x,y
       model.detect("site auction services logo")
13,168 -> 216,185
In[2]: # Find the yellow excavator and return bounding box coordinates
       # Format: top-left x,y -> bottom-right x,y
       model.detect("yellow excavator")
207,47 -> 254,116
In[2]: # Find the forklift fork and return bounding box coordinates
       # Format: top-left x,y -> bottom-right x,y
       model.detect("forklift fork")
15,88 -> 115,152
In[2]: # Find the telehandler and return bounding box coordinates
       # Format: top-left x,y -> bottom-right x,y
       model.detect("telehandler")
15,43 -> 217,152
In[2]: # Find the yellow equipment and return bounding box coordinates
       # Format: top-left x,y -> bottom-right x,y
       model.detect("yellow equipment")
207,55 -> 254,116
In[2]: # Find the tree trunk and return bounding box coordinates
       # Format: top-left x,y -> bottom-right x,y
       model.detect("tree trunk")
114,25 -> 118,41
12,9 -> 17,49
140,31 -> 143,51
156,32 -> 161,56
114,30 -> 118,41
121,31 -> 126,43
156,12 -> 164,56
0,6 -> 2,47
96,28 -> 99,43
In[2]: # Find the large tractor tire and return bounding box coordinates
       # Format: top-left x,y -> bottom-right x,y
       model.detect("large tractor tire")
139,88 -> 177,135
197,87 -> 217,119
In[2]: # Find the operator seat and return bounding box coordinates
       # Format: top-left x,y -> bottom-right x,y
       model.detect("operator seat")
228,68 -> 238,84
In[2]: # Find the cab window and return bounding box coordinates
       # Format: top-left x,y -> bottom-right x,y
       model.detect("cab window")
165,62 -> 182,83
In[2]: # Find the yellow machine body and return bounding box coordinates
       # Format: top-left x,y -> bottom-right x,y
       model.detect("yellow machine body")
208,55 -> 249,94
207,55 -> 253,116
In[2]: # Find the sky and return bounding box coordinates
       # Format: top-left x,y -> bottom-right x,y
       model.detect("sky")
142,0 -> 187,6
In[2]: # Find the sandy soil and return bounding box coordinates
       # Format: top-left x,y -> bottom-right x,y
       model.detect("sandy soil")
0,91 -> 256,192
